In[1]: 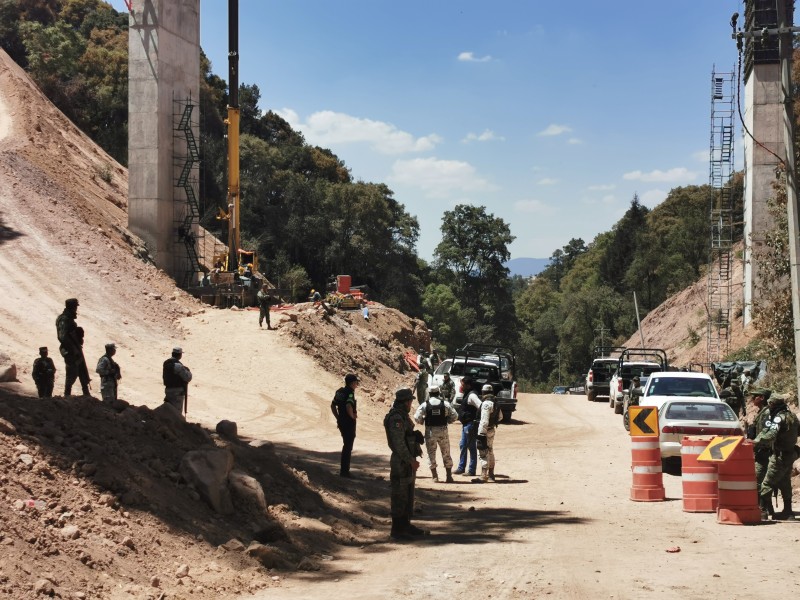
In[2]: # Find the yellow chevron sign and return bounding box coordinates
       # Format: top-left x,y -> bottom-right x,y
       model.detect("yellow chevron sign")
629,406 -> 658,437
697,436 -> 744,462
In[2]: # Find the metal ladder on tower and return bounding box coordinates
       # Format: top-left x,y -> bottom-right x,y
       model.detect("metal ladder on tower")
707,69 -> 736,364
177,102 -> 202,288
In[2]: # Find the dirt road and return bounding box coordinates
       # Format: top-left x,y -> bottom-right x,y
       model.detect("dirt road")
240,393 -> 800,600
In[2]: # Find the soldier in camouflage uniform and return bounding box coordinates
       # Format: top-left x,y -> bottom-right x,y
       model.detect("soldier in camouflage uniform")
95,343 -> 121,403
746,388 -> 772,511
414,362 -> 429,406
414,386 -> 457,483
474,384 -> 502,483
56,298 -> 90,397
257,284 -> 273,329
754,392 -> 800,520
32,347 -> 56,398
384,388 -> 427,540
440,373 -> 455,402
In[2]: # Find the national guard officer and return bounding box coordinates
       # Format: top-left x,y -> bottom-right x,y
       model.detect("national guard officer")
257,284 -> 273,329
747,387 -> 772,514
56,298 -> 90,397
453,376 -> 481,476
384,388 -> 427,540
474,384 -> 502,483
415,350 -> 430,405
440,373 -> 455,402
414,385 -> 457,483
754,392 -> 799,520
32,347 -> 56,398
95,343 -> 121,402
163,347 -> 192,418
330,373 -> 358,477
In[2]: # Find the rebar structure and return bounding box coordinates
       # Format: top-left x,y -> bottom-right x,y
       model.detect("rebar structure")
173,95 -> 203,288
707,68 -> 736,363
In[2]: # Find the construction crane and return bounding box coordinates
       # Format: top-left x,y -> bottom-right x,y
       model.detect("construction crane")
226,0 -> 241,273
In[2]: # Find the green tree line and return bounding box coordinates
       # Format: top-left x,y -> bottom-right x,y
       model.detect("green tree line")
9,0 -> 775,390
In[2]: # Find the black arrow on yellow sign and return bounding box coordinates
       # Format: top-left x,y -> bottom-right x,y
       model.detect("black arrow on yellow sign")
708,438 -> 737,460
632,407 -> 655,434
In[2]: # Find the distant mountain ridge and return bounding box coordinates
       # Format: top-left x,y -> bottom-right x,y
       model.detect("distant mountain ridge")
506,257 -> 550,277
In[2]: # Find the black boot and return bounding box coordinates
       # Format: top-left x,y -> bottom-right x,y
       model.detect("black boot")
390,518 -> 412,540
759,495 -> 773,521
404,518 -> 428,537
773,495 -> 794,521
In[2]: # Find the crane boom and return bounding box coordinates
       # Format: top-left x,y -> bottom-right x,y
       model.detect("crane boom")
226,0 -> 240,272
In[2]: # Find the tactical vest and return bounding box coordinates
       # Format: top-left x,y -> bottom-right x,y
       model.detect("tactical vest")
773,407 -> 799,452
384,407 -> 414,453
485,397 -> 501,428
425,398 -> 448,427
162,358 -> 183,388
460,392 -> 479,423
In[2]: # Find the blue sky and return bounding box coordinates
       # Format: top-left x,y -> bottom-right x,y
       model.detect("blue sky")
112,0 -> 745,261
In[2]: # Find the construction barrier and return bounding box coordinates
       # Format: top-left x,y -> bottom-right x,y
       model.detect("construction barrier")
680,436 -> 718,513
630,436 -> 665,502
716,440 -> 761,525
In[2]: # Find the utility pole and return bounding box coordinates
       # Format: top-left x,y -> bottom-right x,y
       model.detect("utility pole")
595,326 -> 610,352
733,3 -> 800,391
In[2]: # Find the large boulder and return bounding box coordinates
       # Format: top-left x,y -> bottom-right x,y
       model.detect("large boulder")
229,469 -> 267,513
216,419 -> 238,439
0,353 -> 17,382
179,448 -> 234,514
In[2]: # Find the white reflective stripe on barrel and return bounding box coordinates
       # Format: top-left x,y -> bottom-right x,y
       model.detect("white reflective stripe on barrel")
681,446 -> 706,455
632,465 -> 662,474
681,472 -> 718,482
631,441 -> 660,450
718,480 -> 757,490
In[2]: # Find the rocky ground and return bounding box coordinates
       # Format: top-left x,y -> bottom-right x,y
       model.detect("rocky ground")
1,42 -> 798,600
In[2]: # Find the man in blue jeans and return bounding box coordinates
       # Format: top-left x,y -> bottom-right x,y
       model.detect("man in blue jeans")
454,376 -> 481,476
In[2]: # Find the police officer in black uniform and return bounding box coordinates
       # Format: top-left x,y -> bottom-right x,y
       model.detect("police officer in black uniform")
331,373 -> 359,477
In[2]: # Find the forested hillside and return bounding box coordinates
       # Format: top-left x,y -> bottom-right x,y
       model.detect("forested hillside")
8,0 -> 787,389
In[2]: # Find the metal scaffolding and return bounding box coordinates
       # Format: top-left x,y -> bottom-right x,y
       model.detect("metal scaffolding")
707,68 -> 736,363
173,95 -> 203,289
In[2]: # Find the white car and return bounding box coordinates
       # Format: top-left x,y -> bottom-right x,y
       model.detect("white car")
656,398 -> 743,459
640,371 -> 721,412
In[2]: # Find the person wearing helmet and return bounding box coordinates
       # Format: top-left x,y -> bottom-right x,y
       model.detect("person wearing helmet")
384,388 -> 427,540
95,343 -> 121,403
56,298 -> 90,397
32,347 -> 56,398
413,385 -> 457,483
754,392 -> 799,520
473,383 -> 502,483
414,350 -> 430,405
440,373 -> 455,403
331,373 -> 359,477
453,376 -> 481,476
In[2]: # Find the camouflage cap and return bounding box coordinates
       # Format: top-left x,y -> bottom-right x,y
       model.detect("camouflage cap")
38,346 -> 47,353
767,392 -> 786,404
481,384 -> 494,394
429,386 -> 440,395
172,347 -> 183,355
65,298 -> 79,308
395,388 -> 414,402
105,343 -> 116,350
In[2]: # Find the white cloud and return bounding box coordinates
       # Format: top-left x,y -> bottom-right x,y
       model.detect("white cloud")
514,199 -> 556,215
587,184 -> 615,191
601,194 -> 616,205
462,129 -> 505,143
622,167 -> 700,183
538,124 -> 572,137
458,51 -> 492,63
640,189 -> 668,207
567,137 -> 583,145
275,108 -> 442,155
692,149 -> 709,163
388,157 -> 494,198
537,177 -> 558,186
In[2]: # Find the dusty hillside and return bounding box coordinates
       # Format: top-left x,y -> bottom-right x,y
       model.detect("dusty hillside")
622,251 -> 757,369
0,46 -> 434,599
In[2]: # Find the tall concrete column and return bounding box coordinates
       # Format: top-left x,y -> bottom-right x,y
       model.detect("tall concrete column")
128,0 -> 200,279
742,1 -> 787,325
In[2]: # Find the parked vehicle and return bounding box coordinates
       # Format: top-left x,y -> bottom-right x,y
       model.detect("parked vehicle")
609,348 -> 667,414
449,343 -> 518,422
585,346 -> 625,403
552,386 -> 569,394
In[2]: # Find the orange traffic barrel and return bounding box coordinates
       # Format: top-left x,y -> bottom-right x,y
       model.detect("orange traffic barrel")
680,436 -> 718,513
717,440 -> 761,525
630,436 -> 665,502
